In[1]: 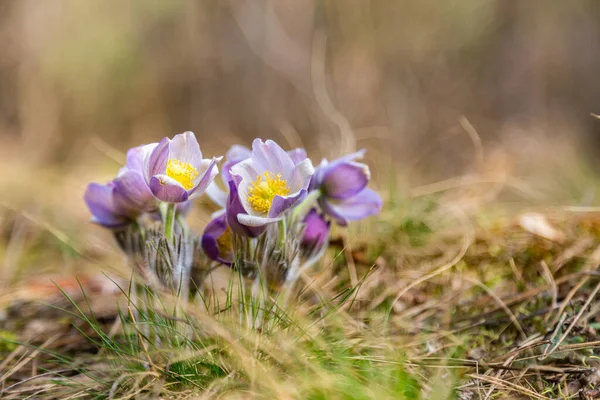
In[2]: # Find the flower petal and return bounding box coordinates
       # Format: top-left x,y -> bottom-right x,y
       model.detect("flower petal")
302,208 -> 330,250
322,161 -> 370,200
226,180 -> 266,237
206,182 -> 228,208
221,159 -> 240,185
144,137 -> 169,183
221,146 -> 251,185
267,189 -> 306,218
237,213 -> 281,227
168,131 -> 203,166
125,144 -> 150,172
312,149 -> 366,188
226,144 -> 252,162
188,157 -> 221,199
320,187 -> 382,225
287,148 -> 307,165
251,139 -> 295,179
149,175 -> 190,203
201,232 -> 220,261
288,158 -> 315,192
84,183 -> 128,227
113,170 -> 156,214
201,214 -> 232,264
231,159 -> 260,215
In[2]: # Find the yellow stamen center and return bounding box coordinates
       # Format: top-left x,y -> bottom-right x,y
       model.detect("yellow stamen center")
166,159 -> 198,190
217,226 -> 233,256
248,171 -> 290,213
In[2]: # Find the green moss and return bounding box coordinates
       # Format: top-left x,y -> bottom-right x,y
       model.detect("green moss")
0,330 -> 19,352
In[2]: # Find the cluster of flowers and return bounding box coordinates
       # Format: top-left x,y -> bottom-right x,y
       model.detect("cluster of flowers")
85,132 -> 382,293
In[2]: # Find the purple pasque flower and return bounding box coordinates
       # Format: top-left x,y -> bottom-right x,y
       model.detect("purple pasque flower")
85,145 -> 157,228
311,150 -> 382,226
206,144 -> 307,208
230,139 -> 314,227
143,131 -> 221,203
201,213 -> 234,265
302,208 -> 330,252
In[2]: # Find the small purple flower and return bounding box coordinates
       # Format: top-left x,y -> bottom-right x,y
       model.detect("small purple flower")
302,208 -> 330,252
85,145 -> 157,228
84,178 -> 153,229
206,144 -> 307,208
143,131 -> 221,203
230,139 -> 314,227
311,150 -> 382,225
201,213 -> 234,265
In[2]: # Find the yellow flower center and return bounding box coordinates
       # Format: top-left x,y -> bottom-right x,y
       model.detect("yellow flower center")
248,171 -> 290,213
217,226 -> 233,256
166,158 -> 198,190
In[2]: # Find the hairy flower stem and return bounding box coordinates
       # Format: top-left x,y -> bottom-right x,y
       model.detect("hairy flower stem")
277,218 -> 286,248
176,214 -> 188,235
164,203 -> 176,242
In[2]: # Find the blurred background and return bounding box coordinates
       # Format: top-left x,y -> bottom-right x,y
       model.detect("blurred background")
2,0 -> 600,284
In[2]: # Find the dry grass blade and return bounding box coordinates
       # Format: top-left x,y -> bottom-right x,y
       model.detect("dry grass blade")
389,204 -> 473,310
540,280 -> 600,360
0,335 -> 59,387
467,374 -> 552,400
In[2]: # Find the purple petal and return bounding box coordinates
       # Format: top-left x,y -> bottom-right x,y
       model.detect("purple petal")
127,142 -> 158,174
226,180 -> 265,237
125,145 -> 145,172
204,214 -> 228,239
221,159 -> 240,185
322,161 -> 370,200
168,131 -> 204,167
313,150 -> 366,188
267,189 -> 307,218
188,157 -> 221,199
201,233 -> 220,261
287,148 -> 307,165
230,159 -> 260,215
201,214 -> 232,264
221,145 -> 253,185
309,159 -> 328,191
113,170 -> 156,214
251,139 -> 295,179
226,144 -> 252,162
144,137 -> 169,184
320,188 -> 382,225
149,175 -> 190,203
84,183 -> 128,228
302,208 -> 330,250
